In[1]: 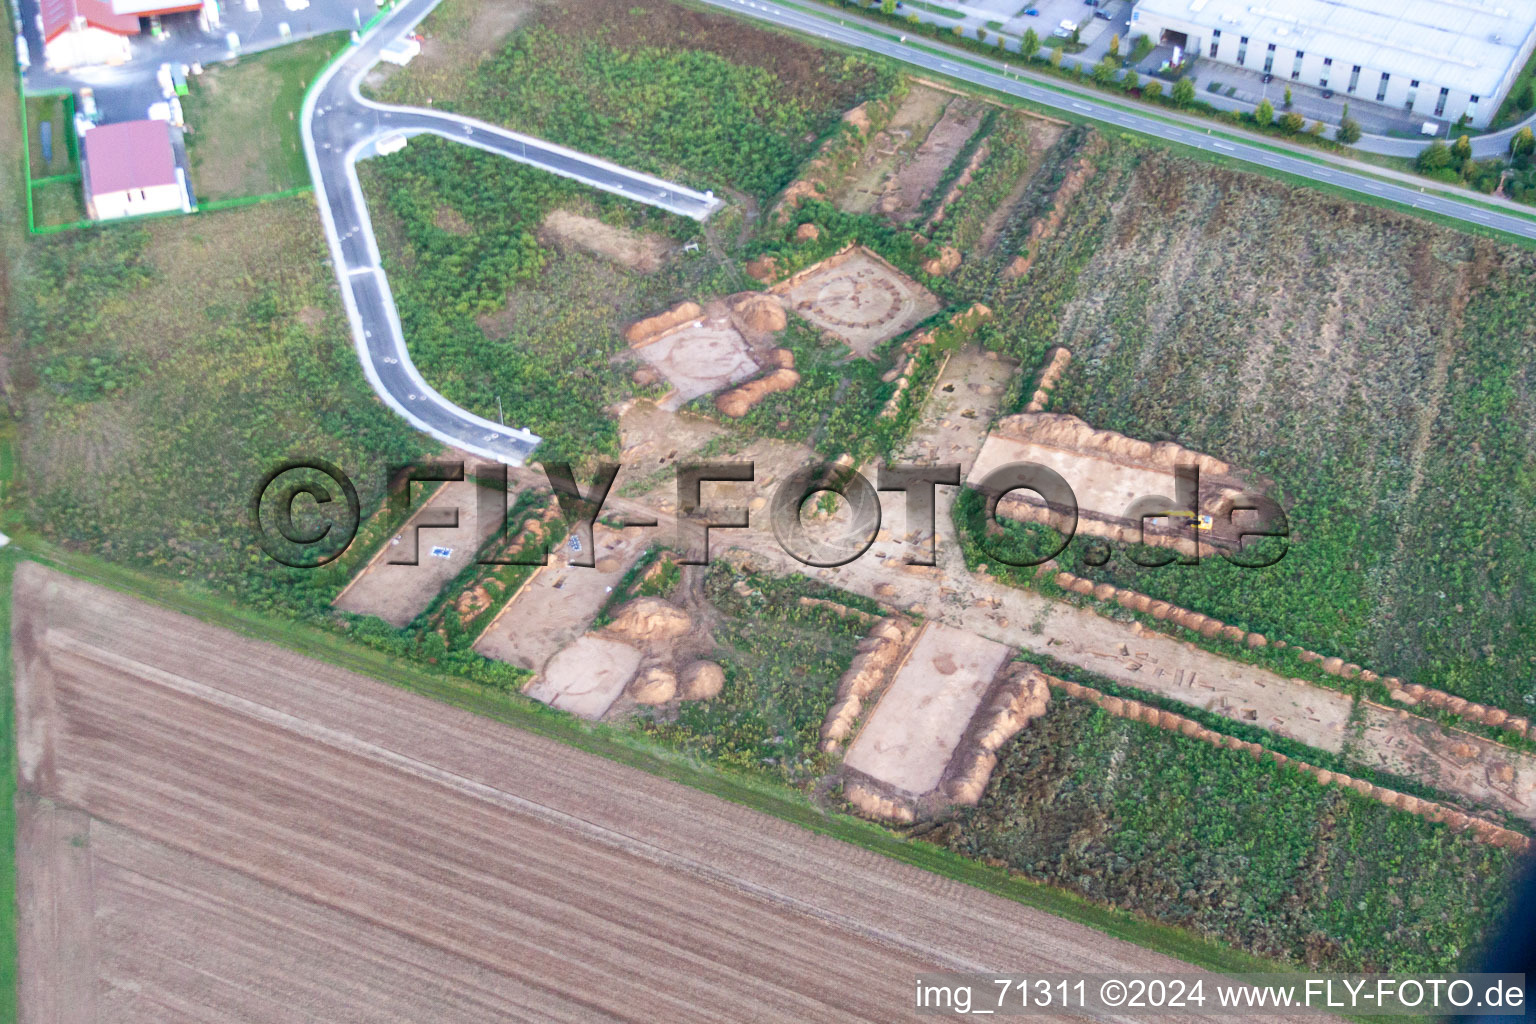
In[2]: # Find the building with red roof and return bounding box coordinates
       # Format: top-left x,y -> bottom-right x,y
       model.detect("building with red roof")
80,119 -> 188,221
41,0 -> 203,70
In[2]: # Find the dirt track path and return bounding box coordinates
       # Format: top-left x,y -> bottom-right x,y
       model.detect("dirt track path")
591,345 -> 1536,825
15,563 -> 1321,1023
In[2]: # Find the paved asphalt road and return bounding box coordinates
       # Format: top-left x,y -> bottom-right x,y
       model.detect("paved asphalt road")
698,0 -> 1536,241
302,0 -> 720,466
306,0 -> 1536,466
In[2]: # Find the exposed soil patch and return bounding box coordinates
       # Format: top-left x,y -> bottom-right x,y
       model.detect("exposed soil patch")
875,99 -> 985,224
333,480 -> 501,628
472,525 -> 652,672
843,622 -> 1012,797
525,635 -> 644,719
541,209 -> 672,272
773,247 -> 939,356
633,318 -> 761,409
834,86 -> 949,215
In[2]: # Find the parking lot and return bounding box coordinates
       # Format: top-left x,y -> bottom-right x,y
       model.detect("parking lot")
17,0 -> 366,125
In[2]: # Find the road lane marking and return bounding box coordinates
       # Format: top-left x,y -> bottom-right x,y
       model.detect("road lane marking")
1213,142 -> 1236,151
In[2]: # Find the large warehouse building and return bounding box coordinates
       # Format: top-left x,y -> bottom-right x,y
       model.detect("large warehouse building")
1131,0 -> 1536,129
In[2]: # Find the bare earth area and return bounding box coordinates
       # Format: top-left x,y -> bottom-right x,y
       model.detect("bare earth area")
874,98 -> 984,224
15,562 -> 1290,1023
473,524 -> 651,672
968,432 -> 1186,518
526,634 -> 644,719
633,320 -> 761,409
844,623 -> 1012,797
542,209 -> 672,273
333,479 -> 500,627
773,248 -> 939,356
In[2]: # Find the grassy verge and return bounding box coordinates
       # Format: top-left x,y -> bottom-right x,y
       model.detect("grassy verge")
28,177 -> 84,228
181,33 -> 348,202
22,95 -> 76,180
0,553 -> 16,1024
752,0 -> 1536,235
903,0 -> 966,19
1491,48 -> 1536,131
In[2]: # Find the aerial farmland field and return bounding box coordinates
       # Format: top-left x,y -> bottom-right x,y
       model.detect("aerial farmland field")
4,0 -> 1536,1012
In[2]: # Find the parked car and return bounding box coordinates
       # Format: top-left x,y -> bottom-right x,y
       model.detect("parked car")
1262,73 -> 1273,83
1094,9 -> 1112,18
1022,6 -> 1038,13
1320,89 -> 1334,99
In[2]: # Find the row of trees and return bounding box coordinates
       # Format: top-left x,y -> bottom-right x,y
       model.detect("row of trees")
1415,126 -> 1536,200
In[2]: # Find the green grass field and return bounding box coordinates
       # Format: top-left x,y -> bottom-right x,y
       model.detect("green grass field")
180,33 -> 346,201
937,685 -> 1520,972
1014,142 -> 1536,716
28,177 -> 85,229
375,0 -> 896,200
10,197 -> 428,607
22,94 -> 76,181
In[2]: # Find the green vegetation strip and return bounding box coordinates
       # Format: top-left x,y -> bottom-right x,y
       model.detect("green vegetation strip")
764,0 -> 1536,231
0,555 -> 17,1024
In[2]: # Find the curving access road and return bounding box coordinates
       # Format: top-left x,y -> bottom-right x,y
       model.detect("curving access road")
301,0 -> 722,466
306,0 -> 1536,467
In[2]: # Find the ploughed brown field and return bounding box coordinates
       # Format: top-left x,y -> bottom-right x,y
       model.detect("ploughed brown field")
14,563 -> 1305,1023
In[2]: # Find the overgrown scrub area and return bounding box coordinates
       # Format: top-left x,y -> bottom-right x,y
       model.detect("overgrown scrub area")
361,135 -> 735,462
373,0 -> 896,200
638,564 -> 878,785
1029,144 -> 1536,716
933,691 -> 1520,972
11,200 -> 428,610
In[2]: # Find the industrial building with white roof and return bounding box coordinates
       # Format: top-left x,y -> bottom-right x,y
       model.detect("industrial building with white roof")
1131,0 -> 1536,128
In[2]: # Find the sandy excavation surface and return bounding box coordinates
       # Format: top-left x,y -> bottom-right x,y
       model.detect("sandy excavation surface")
11,562 -> 1298,1024
472,524 -> 651,672
968,432 -> 1186,520
634,320 -> 760,409
542,208 -> 672,272
334,479 -> 501,627
525,635 -> 644,719
774,248 -> 939,355
710,495 -> 1536,825
844,623 -> 1012,797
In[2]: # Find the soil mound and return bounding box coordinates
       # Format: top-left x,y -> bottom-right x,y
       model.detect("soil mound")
629,664 -> 678,705
715,369 -> 800,418
625,301 -> 703,346
604,597 -> 693,643
921,245 -> 961,276
679,661 -> 726,701
730,292 -> 788,333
